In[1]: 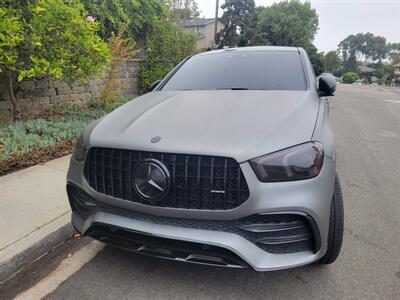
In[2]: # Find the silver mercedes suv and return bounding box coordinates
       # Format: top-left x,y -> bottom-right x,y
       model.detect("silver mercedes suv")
67,46 -> 343,271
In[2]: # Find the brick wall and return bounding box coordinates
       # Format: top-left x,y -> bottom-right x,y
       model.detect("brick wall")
0,58 -> 145,118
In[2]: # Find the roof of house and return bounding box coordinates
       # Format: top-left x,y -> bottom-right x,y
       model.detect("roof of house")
183,18 -> 215,27
394,63 -> 400,67
357,65 -> 376,73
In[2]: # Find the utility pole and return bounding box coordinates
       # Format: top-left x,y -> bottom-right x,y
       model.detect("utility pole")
213,0 -> 219,47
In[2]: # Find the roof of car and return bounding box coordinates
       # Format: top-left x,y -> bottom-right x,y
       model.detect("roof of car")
198,46 -> 300,56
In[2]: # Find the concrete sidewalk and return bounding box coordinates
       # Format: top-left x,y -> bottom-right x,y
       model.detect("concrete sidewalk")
0,156 -> 74,285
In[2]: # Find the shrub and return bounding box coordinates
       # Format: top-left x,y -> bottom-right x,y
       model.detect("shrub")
0,6 -> 23,72
81,0 -> 166,40
139,18 -> 197,94
0,0 -> 110,120
342,72 -> 359,84
0,5 -> 24,119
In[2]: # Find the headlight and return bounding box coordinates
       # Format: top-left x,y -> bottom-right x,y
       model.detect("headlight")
250,142 -> 324,182
72,134 -> 87,162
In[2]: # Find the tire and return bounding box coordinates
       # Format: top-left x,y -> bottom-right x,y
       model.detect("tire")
319,174 -> 344,264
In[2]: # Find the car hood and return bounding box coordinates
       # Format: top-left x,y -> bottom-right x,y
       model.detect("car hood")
89,90 -> 319,162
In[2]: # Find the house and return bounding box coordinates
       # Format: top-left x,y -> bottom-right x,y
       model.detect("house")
394,63 -> 400,76
393,63 -> 400,86
183,18 -> 224,51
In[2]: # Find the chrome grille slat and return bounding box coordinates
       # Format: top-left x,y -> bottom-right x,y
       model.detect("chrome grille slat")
128,151 -> 133,201
239,222 -> 305,233
256,234 -> 312,245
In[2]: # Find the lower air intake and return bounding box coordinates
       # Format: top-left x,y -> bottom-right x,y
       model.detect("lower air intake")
68,184 -> 319,254
86,224 -> 249,268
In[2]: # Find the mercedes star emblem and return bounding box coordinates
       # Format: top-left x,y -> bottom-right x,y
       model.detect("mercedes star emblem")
133,159 -> 170,202
151,136 -> 161,143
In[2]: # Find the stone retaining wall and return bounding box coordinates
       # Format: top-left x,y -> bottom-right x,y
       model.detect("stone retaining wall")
0,58 -> 145,118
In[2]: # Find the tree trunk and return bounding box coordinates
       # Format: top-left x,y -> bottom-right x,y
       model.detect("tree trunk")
7,71 -> 21,120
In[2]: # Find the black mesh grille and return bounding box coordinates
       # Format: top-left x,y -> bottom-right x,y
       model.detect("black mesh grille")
83,148 -> 250,210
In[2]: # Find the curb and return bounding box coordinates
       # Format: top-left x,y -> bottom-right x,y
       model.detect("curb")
0,223 -> 75,286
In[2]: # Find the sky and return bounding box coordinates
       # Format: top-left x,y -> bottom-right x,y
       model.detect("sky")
196,0 -> 400,53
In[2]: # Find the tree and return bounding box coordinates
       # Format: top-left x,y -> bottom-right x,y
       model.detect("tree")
256,0 -> 318,48
324,51 -> 341,74
216,0 -> 256,48
388,42 -> 400,64
252,0 -> 321,74
0,6 -> 24,119
344,50 -> 358,72
372,62 -> 394,85
366,34 -> 387,62
81,0 -> 166,39
139,18 -> 197,93
237,5 -> 265,47
166,0 -> 200,21
0,0 -> 109,120
338,33 -> 388,63
305,44 -> 325,76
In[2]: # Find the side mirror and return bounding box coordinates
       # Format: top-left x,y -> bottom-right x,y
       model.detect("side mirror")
148,80 -> 161,92
318,75 -> 336,96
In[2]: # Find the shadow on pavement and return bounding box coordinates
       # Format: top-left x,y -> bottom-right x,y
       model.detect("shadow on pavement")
44,245 -> 337,300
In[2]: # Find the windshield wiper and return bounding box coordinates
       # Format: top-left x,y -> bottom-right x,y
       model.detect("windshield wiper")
217,87 -> 249,90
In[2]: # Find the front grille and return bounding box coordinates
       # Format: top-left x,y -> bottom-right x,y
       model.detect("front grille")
83,148 -> 249,210
68,184 -> 317,254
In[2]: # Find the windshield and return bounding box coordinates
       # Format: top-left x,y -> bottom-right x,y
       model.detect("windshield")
161,50 -> 307,91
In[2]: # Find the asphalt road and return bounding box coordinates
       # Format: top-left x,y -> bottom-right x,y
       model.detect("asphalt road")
9,85 -> 400,299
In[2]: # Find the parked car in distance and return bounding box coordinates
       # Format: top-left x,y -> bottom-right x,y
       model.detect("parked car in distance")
67,46 -> 343,271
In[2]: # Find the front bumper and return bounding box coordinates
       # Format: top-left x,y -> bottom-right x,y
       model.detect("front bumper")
67,156 -> 335,271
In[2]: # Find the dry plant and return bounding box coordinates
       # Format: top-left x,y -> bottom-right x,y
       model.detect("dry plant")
98,23 -> 139,110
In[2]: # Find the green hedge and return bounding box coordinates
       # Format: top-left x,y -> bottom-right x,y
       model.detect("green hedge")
342,72 -> 359,84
